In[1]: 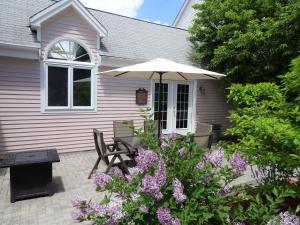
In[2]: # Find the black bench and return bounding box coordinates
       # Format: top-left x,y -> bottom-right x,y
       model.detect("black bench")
0,149 -> 60,203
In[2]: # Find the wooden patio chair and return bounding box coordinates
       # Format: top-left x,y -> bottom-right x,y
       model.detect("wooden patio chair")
113,120 -> 135,154
88,129 -> 131,179
191,122 -> 213,149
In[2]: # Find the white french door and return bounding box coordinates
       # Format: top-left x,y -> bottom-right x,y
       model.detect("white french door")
152,81 -> 195,135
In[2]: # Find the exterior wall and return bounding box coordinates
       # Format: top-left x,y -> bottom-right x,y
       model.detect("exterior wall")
196,80 -> 231,130
0,57 -> 150,154
174,0 -> 199,29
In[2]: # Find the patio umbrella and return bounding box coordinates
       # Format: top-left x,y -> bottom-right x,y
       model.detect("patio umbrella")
100,58 -> 226,138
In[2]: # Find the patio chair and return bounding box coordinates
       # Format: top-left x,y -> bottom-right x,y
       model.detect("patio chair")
191,122 -> 213,149
113,120 -> 135,154
88,129 -> 131,178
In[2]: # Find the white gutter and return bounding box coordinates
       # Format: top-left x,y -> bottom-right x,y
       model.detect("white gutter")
0,42 -> 40,60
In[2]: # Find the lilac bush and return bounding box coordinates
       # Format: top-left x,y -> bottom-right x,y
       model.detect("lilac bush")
72,121 -> 299,224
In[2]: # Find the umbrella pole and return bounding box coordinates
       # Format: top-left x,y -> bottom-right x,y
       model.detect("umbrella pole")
157,72 -> 163,140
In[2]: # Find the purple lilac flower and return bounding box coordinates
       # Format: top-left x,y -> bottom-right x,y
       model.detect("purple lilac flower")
157,208 -> 173,225
196,160 -> 205,171
157,208 -> 181,225
71,195 -> 85,208
125,166 -> 142,181
172,178 -> 186,204
139,205 -> 149,214
178,147 -> 185,157
88,202 -> 106,216
170,132 -> 179,141
155,160 -> 167,186
267,211 -> 300,225
105,197 -> 125,223
230,152 -> 248,174
91,171 -> 112,188
113,166 -> 125,180
205,147 -> 224,168
141,175 -> 163,200
103,219 -> 117,225
172,218 -> 181,225
71,208 -> 86,220
161,141 -> 169,149
279,211 -> 300,225
136,148 -> 159,172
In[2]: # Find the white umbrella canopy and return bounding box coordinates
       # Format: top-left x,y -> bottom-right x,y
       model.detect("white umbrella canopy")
99,58 -> 226,138
100,58 -> 225,80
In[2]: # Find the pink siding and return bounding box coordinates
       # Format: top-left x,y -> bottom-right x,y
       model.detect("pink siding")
196,80 -> 231,130
0,56 -> 150,153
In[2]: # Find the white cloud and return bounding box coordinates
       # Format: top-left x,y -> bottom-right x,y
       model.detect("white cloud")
144,19 -> 169,26
80,0 -> 144,17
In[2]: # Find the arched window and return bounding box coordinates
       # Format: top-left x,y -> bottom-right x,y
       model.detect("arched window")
47,40 -> 91,62
44,40 -> 95,111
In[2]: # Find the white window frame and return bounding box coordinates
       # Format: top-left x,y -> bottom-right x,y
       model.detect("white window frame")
44,60 -> 96,112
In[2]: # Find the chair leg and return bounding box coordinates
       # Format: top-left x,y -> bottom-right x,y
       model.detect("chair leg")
88,157 -> 101,179
117,155 -> 129,174
105,155 -> 117,174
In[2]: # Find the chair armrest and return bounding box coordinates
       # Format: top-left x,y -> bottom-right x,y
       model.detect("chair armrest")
106,143 -> 117,152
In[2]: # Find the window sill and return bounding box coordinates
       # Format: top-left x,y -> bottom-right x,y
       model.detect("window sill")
42,108 -> 97,114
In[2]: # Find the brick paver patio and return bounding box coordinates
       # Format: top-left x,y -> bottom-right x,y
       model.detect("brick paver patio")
0,149 -> 258,225
0,151 -> 105,225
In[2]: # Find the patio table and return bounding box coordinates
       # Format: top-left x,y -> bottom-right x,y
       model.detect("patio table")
114,136 -> 141,150
0,149 -> 60,203
114,133 -> 185,151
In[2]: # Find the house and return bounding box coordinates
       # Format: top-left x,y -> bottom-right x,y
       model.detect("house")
0,0 -> 230,153
173,0 -> 199,29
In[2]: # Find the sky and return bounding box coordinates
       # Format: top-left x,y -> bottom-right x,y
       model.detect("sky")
80,0 -> 184,25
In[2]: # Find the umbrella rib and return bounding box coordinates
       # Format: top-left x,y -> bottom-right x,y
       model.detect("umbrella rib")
114,71 -> 129,77
177,72 -> 188,80
200,73 -> 218,79
148,72 -> 155,79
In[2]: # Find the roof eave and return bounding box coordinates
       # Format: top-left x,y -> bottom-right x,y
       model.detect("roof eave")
173,0 -> 191,26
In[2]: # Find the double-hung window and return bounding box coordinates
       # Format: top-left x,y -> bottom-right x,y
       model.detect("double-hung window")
44,40 -> 95,111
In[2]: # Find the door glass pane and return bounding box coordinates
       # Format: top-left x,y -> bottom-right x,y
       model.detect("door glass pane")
73,69 -> 91,107
176,84 -> 189,129
48,66 -> 68,107
154,83 -> 168,129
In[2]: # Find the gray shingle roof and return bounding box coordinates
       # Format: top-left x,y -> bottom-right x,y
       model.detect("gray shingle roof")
0,0 -> 193,64
0,0 -> 54,48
